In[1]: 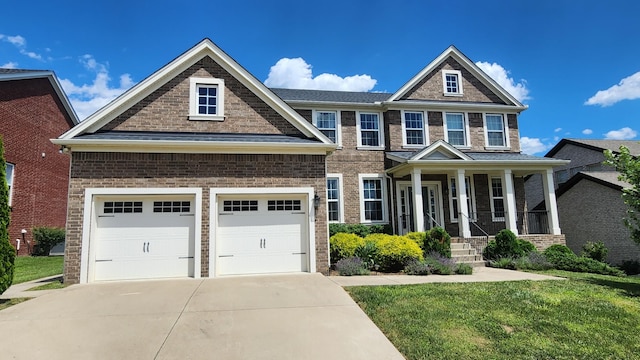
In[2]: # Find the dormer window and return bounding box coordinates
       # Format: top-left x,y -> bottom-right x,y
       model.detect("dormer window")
442,70 -> 463,96
189,77 -> 225,121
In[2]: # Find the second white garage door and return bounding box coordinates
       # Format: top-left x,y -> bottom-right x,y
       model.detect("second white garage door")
216,195 -> 308,275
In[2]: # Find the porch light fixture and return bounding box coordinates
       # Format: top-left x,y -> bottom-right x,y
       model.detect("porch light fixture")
313,193 -> 321,210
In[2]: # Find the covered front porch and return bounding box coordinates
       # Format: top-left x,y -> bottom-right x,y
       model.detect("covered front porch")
386,141 -> 569,240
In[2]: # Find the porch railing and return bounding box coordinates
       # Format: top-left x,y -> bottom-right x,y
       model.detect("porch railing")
460,212 -> 489,253
465,211 -> 550,236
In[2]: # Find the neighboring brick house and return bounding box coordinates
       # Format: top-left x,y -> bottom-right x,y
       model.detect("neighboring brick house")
54,39 -> 567,284
0,69 -> 79,255
526,139 -> 640,264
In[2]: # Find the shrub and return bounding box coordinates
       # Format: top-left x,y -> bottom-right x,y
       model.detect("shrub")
553,256 -> 625,277
483,229 -> 536,260
335,257 -> 370,276
368,234 -> 423,272
619,259 -> 640,275
404,259 -> 431,275
582,241 -> 609,262
423,227 -> 451,258
31,227 -> 65,256
329,233 -> 364,263
353,240 -> 378,270
513,252 -> 554,271
424,251 -> 455,275
543,244 -> 576,264
328,223 -> 392,237
489,257 -> 517,270
454,263 -> 473,275
0,137 -> 15,295
405,232 -> 426,249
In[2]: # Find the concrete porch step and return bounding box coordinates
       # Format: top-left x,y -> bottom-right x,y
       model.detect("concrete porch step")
451,248 -> 476,256
451,243 -> 471,250
451,254 -> 484,262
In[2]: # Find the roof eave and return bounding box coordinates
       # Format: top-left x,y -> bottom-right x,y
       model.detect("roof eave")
281,99 -> 384,109
383,100 -> 527,112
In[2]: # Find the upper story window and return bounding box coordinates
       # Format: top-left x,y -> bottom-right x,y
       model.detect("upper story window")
402,111 -> 427,147
313,110 -> 340,144
5,163 -> 14,206
327,175 -> 343,223
189,77 -> 225,121
485,114 -> 509,148
444,112 -> 468,147
357,112 -> 384,149
442,70 -> 463,95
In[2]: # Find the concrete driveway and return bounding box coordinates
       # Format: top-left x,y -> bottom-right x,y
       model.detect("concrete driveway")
0,273 -> 404,360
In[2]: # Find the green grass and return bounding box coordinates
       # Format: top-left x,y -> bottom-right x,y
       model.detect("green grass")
0,298 -> 30,311
347,270 -> 640,360
27,277 -> 67,291
13,256 -> 64,284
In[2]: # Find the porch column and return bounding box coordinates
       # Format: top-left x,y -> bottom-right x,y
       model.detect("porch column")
412,168 -> 424,232
502,169 -> 518,235
456,169 -> 471,237
542,168 -> 562,235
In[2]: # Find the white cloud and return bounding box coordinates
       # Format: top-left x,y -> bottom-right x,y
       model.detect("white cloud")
582,128 -> 593,135
585,72 -> 640,106
264,57 -> 377,91
0,34 -> 43,61
60,55 -> 134,120
520,137 -> 550,155
554,128 -> 562,132
5,35 -> 25,47
475,61 -> 530,102
604,127 -> 637,140
1,61 -> 17,69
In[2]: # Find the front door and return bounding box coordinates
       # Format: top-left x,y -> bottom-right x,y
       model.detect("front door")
397,182 -> 443,234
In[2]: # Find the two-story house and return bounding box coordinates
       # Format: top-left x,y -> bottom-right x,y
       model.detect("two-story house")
53,39 -> 567,284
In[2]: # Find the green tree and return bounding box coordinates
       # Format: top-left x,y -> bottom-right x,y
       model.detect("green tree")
0,136 -> 15,294
604,145 -> 640,244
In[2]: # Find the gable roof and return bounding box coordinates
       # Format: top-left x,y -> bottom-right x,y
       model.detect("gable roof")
0,69 -> 79,125
556,171 -> 629,198
547,138 -> 640,157
409,140 -> 472,161
386,45 -> 526,109
57,39 -> 332,145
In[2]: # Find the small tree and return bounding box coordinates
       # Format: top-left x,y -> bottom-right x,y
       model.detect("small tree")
0,136 -> 15,295
604,145 -> 640,244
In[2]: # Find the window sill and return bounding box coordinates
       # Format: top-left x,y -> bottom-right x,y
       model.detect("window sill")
357,146 -> 385,151
443,93 -> 463,97
402,145 -> 426,150
484,146 -> 511,151
452,145 -> 471,150
189,115 -> 225,121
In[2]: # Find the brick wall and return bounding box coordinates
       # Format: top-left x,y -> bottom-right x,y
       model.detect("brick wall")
0,78 -> 74,255
64,152 -> 328,284
557,178 -> 640,265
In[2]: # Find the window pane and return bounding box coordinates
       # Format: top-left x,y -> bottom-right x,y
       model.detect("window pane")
5,163 -> 13,185
197,85 -> 218,115
446,113 -> 464,130
360,113 -> 379,130
364,201 -> 383,221
488,132 -> 505,147
363,179 -> 382,200
486,115 -> 504,131
321,130 -> 336,142
328,202 -> 339,221
361,131 -> 379,147
448,131 -> 465,146
406,130 -> 424,145
493,199 -> 505,218
327,179 -> 338,200
491,178 -> 503,197
404,112 -> 423,129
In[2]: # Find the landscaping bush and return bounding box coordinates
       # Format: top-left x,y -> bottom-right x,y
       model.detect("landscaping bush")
513,252 -> 554,271
483,229 -> 536,260
454,263 -> 473,275
335,257 -> 370,276
353,240 -> 378,270
328,223 -> 392,237
543,245 -> 624,276
0,137 -> 15,295
423,227 -> 451,258
619,259 -> 640,275
424,251 -> 455,275
405,232 -> 426,249
489,257 -> 517,270
542,244 -> 576,263
581,241 -> 608,262
329,233 -> 364,263
404,259 -> 431,275
367,234 -> 423,272
31,226 -> 65,256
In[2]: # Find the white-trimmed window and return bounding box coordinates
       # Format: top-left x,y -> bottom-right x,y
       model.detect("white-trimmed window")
327,174 -> 344,223
449,176 -> 476,222
484,114 -> 509,148
444,112 -> 469,147
442,70 -> 463,95
490,177 -> 505,221
313,110 -> 340,144
402,111 -> 427,147
5,163 -> 14,206
356,112 -> 384,149
359,174 -> 386,223
189,77 -> 225,121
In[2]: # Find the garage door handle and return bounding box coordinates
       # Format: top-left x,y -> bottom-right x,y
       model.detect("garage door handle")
219,255 -> 234,258
95,259 -> 113,262
143,242 -> 150,253
178,256 -> 194,259
292,252 -> 306,255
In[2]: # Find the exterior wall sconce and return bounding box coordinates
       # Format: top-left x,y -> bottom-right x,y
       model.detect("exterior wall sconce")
313,193 -> 321,210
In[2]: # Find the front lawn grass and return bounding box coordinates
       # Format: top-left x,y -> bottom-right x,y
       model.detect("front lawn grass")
347,270 -> 640,360
13,256 -> 64,284
0,298 -> 30,311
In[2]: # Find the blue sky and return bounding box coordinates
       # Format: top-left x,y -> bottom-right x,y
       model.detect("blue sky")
2,0 -> 639,154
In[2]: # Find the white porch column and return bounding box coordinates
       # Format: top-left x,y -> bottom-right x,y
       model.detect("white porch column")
456,169 -> 471,237
542,168 -> 562,235
502,169 -> 518,235
412,168 -> 424,232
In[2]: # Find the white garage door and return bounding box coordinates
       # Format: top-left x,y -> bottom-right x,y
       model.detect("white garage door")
93,197 -> 195,281
216,195 -> 308,275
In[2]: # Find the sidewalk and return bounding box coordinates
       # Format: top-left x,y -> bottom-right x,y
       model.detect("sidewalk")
0,274 -> 64,299
328,266 -> 565,287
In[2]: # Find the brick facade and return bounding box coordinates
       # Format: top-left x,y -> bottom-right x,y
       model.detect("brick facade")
0,78 -> 75,255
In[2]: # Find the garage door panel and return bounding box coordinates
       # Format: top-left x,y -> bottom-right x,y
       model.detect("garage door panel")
217,253 -> 307,276
95,258 -> 193,281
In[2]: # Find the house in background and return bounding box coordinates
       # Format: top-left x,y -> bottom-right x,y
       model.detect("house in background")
0,69 -> 79,255
526,139 -> 640,265
54,39 -> 568,284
